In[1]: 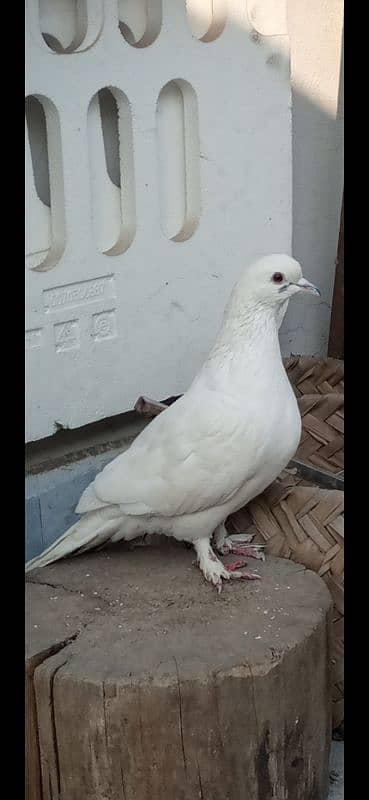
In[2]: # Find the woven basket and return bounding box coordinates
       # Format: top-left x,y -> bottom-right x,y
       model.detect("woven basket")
284,356 -> 344,397
296,394 -> 344,476
228,473 -> 344,728
285,357 -> 344,479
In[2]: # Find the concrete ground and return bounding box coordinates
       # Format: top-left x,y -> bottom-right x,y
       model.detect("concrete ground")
328,741 -> 344,799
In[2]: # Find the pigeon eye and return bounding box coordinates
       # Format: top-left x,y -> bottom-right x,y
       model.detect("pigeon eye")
272,272 -> 284,284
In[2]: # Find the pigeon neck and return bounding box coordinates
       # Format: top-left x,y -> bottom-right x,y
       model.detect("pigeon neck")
206,301 -> 286,370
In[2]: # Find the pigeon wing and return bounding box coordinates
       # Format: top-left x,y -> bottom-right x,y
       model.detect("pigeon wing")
78,392 -> 248,517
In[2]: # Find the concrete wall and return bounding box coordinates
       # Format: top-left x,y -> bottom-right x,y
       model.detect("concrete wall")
26,0 -> 293,442
26,1 -> 344,445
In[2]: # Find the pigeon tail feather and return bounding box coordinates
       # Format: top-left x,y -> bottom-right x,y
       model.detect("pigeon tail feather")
75,483 -> 109,514
25,508 -> 121,573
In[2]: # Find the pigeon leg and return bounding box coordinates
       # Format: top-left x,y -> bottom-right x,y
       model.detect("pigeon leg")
213,523 -> 265,561
212,522 -> 230,552
194,538 -> 260,593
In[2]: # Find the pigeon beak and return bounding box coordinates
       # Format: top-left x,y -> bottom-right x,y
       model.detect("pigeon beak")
295,277 -> 321,297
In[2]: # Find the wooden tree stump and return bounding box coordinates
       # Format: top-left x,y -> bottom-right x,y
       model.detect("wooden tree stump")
26,541 -> 332,800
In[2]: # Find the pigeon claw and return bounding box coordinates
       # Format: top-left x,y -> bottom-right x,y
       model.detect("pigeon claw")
194,539 -> 261,592
240,570 -> 261,581
228,544 -> 265,561
224,561 -> 261,580
225,559 -> 249,572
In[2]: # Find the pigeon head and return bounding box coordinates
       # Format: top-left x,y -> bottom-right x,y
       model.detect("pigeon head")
237,254 -> 321,308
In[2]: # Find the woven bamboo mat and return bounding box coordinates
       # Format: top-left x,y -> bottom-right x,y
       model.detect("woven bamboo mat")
284,356 -> 344,396
296,394 -> 344,477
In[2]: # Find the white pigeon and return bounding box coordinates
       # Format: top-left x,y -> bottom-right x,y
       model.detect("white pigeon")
26,254 -> 320,590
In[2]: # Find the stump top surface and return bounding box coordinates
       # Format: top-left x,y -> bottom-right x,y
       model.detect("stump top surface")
26,541 -> 331,683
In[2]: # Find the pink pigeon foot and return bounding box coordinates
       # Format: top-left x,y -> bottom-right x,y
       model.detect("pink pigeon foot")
227,544 -> 265,561
224,559 -> 249,571
224,560 -> 261,580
